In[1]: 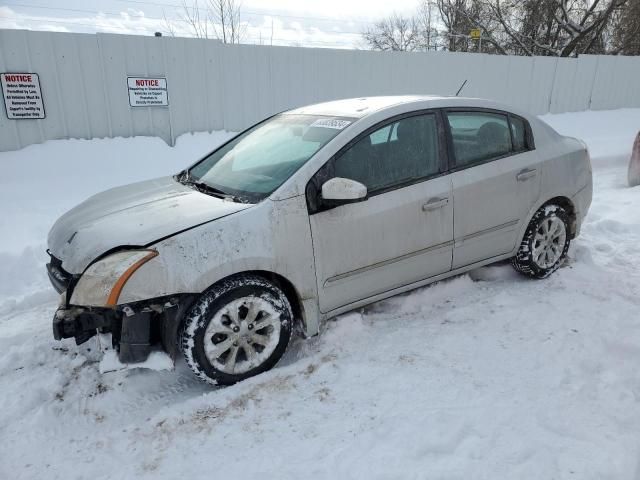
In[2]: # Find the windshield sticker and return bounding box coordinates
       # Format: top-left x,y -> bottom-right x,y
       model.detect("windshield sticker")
310,118 -> 352,130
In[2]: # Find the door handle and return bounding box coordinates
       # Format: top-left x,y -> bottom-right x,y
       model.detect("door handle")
516,168 -> 537,181
422,197 -> 449,212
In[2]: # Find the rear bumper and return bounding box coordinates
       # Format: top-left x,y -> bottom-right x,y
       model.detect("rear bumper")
572,180 -> 593,237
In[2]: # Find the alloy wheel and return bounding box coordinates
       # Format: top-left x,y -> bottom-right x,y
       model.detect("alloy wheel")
531,216 -> 567,269
203,296 -> 281,375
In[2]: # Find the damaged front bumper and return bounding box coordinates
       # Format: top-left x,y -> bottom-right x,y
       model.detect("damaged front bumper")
53,305 -> 116,344
52,296 -> 195,365
53,305 -> 152,363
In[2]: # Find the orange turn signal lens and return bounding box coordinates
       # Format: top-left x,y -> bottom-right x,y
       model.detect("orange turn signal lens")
105,250 -> 158,307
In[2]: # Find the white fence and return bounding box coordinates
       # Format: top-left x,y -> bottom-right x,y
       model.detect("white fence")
1,29 -> 640,152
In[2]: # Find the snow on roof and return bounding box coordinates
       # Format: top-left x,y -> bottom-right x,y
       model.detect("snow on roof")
285,95 -> 449,118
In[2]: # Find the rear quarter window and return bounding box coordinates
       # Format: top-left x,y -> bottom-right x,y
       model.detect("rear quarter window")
509,115 -> 528,152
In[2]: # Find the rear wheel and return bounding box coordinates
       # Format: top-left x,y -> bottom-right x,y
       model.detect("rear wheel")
512,204 -> 571,279
181,274 -> 293,386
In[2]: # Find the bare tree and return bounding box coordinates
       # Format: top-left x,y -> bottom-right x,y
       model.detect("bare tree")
485,0 -> 628,57
181,0 -> 210,38
434,0 -> 503,53
608,0 -> 640,55
362,13 -> 424,51
365,0 -> 630,56
418,0 -> 440,50
209,0 -> 244,44
437,0 -> 472,51
166,0 -> 245,43
163,10 -> 178,37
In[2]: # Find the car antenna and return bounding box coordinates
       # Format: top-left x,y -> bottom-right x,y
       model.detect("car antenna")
455,79 -> 468,97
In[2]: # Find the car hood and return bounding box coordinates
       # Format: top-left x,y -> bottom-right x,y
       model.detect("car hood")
48,176 -> 252,274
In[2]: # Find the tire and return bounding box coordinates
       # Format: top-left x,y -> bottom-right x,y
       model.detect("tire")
181,274 -> 293,386
512,204 -> 571,279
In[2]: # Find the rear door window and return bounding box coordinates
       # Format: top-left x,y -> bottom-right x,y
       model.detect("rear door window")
446,112 -> 512,167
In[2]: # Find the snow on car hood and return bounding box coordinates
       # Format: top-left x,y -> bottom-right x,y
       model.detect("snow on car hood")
48,176 -> 252,274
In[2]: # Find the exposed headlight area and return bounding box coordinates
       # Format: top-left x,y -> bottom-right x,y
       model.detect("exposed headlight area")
53,248 -> 193,365
70,250 -> 158,307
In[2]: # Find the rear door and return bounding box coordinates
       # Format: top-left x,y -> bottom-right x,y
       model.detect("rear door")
445,110 -> 541,268
307,111 -> 453,313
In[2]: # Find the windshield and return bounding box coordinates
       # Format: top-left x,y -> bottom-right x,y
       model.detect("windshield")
186,114 -> 355,202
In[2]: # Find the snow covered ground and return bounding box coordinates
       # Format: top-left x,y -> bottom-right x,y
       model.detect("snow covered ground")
1,109 -> 640,479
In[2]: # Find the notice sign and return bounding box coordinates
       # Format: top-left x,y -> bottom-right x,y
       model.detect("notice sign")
127,77 -> 168,107
1,73 -> 45,119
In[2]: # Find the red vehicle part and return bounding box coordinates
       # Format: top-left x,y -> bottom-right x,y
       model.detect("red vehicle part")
629,131 -> 640,187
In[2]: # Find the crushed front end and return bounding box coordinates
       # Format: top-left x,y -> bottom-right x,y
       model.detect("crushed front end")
47,251 -> 194,366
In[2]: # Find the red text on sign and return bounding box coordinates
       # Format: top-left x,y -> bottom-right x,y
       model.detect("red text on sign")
135,79 -> 159,87
3,74 -> 33,83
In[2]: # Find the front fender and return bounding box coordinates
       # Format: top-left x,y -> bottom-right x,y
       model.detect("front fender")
118,196 -> 321,336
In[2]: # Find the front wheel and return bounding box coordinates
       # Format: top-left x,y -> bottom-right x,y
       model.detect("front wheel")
181,274 -> 293,386
512,204 -> 571,279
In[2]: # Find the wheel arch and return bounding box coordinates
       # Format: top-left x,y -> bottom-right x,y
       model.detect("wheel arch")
182,269 -> 310,336
248,270 -> 306,333
517,195 -> 577,251
539,196 -> 577,237
511,195 -> 574,279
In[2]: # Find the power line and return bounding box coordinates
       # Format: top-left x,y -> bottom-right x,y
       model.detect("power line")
3,1 -> 366,34
2,15 -> 157,33
1,14 -> 359,47
114,0 -> 374,25
3,2 -> 366,36
4,3 -> 149,19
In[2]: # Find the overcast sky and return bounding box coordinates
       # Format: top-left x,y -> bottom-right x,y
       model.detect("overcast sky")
0,0 -> 421,49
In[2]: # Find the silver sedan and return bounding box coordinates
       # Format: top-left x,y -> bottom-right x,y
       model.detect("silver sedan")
47,96 -> 593,385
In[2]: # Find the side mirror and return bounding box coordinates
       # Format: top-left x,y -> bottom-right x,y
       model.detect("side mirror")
321,177 -> 367,206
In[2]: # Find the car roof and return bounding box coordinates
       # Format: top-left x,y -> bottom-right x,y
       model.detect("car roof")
283,95 -> 512,119
284,96 -> 446,118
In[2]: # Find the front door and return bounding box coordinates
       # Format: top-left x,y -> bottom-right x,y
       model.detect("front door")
307,112 -> 454,313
